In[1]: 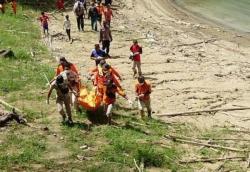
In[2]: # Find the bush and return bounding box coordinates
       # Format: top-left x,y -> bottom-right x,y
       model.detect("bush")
135,146 -> 166,167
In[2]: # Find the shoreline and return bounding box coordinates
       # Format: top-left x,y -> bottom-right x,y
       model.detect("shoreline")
166,0 -> 250,45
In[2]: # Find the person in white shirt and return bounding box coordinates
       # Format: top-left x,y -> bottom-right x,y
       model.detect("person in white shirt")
63,15 -> 71,41
73,0 -> 85,31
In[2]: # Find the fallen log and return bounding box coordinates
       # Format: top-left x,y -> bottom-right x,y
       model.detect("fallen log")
0,109 -> 27,127
179,156 -> 246,164
0,99 -> 22,113
176,39 -> 217,47
159,107 -> 250,117
164,135 -> 249,152
199,137 -> 250,142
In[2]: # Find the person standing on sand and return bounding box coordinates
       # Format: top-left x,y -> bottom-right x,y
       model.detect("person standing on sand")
130,39 -> 142,77
135,76 -> 152,119
90,44 -> 109,66
63,15 -> 71,41
104,4 -> 113,27
39,12 -> 49,36
47,75 -> 75,125
73,0 -> 85,31
99,21 -> 112,54
88,2 -> 99,31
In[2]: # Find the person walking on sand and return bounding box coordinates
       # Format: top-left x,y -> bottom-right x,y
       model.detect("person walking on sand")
99,21 -> 112,54
96,1 -> 105,26
39,12 -> 49,36
130,39 -> 142,77
104,4 -> 113,27
103,79 -> 132,124
90,44 -> 109,66
47,75 -> 75,125
73,0 -> 85,31
135,76 -> 152,119
63,15 -> 71,41
88,2 -> 99,31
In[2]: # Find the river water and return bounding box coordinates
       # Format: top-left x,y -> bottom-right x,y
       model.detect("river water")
175,0 -> 250,33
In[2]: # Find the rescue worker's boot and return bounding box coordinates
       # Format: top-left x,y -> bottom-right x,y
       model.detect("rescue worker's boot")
67,116 -> 74,125
139,110 -> 145,119
147,109 -> 152,118
133,69 -> 137,78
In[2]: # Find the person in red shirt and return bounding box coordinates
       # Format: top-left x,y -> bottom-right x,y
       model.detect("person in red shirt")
56,0 -> 64,11
104,4 -> 113,27
130,39 -> 143,77
39,12 -> 49,36
135,76 -> 152,118
11,0 -> 17,15
103,79 -> 131,124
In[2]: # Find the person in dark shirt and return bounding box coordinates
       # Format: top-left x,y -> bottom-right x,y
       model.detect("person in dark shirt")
88,2 -> 99,31
90,44 -> 109,66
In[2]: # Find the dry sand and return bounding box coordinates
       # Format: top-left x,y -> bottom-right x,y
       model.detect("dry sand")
44,0 -> 250,170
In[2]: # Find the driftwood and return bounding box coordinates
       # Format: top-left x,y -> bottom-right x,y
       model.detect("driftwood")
0,49 -> 15,58
176,39 -> 217,47
0,109 -> 26,127
179,156 -> 246,164
0,99 -> 22,113
159,107 -> 250,117
164,135 -> 249,152
134,159 -> 142,172
228,129 -> 250,134
199,137 -> 250,142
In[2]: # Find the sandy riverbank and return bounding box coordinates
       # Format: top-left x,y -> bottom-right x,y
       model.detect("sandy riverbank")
47,0 -> 250,129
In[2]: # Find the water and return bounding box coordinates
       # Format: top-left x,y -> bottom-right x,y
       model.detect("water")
175,0 -> 250,33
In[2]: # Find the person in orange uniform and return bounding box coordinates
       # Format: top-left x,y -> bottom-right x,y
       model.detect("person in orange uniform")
130,39 -> 143,77
90,60 -> 122,82
104,4 -> 113,27
11,0 -> 17,15
94,63 -> 121,101
103,79 -> 131,124
96,1 -> 105,26
56,57 -> 79,76
54,57 -> 81,99
135,76 -> 152,118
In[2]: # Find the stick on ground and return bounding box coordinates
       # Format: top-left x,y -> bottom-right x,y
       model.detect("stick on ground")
159,107 -> 250,117
164,135 -> 249,152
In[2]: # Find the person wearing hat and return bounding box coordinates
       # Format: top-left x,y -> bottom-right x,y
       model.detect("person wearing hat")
135,75 -> 152,118
130,40 -> 143,77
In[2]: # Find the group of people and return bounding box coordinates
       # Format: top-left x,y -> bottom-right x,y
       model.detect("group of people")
0,0 -> 17,15
44,0 -> 152,125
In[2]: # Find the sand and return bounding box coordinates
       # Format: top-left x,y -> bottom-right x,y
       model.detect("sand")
47,0 -> 250,131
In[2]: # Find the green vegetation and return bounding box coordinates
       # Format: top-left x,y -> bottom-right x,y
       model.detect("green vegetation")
0,3 -> 248,172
